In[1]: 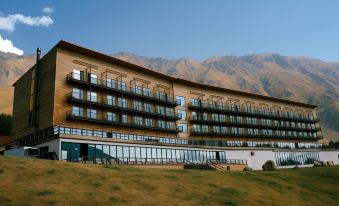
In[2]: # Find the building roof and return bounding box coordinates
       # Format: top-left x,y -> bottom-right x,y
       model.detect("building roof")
19,40 -> 318,109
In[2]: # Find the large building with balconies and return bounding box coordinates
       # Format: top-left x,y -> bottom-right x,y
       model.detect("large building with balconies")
7,40 -> 336,170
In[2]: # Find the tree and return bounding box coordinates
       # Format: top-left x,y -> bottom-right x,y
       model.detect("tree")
0,113 -> 11,135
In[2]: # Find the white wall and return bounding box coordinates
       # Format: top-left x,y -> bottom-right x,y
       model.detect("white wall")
35,139 -> 61,159
226,150 -> 276,170
319,151 -> 339,165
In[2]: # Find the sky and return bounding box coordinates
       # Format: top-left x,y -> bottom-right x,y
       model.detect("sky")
0,0 -> 339,61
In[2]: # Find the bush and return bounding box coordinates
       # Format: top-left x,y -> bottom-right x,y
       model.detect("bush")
243,167 -> 253,171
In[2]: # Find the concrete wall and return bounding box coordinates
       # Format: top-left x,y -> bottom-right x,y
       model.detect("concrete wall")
319,151 -> 339,164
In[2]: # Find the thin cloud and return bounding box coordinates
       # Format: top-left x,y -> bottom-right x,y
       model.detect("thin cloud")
42,7 -> 54,14
0,35 -> 24,55
0,13 -> 53,32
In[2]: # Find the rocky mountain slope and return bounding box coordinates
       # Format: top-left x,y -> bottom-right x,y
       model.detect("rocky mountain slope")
0,51 -> 337,141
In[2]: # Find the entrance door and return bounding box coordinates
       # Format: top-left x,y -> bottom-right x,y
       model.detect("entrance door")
216,152 -> 220,161
80,144 -> 88,161
295,142 -> 299,149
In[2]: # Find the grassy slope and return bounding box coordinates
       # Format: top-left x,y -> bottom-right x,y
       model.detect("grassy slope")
0,156 -> 338,206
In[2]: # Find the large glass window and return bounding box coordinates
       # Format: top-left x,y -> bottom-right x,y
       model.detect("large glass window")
156,106 -> 165,115
118,98 -> 128,108
107,95 -> 116,106
121,114 -> 128,124
134,116 -> 143,125
143,87 -> 151,97
166,121 -> 174,129
144,103 -> 152,112
158,120 -> 166,128
117,81 -> 126,91
73,69 -> 83,80
145,118 -> 153,127
133,101 -> 142,111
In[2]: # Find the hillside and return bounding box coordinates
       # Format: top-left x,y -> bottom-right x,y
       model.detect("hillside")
0,51 -> 35,114
0,51 -> 338,141
0,156 -> 338,206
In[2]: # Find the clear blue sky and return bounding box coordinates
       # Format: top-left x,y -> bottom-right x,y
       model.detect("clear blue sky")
1,0 -> 339,61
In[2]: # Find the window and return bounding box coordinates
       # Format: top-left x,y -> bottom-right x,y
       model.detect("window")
117,81 -> 126,91
239,128 -> 245,134
72,106 -> 83,117
212,114 -> 219,122
220,126 -> 227,133
87,91 -> 97,102
107,95 -> 116,106
193,124 -> 201,132
213,126 -> 220,133
134,101 -> 142,111
230,115 -> 235,123
202,113 -> 208,121
143,87 -> 151,96
177,110 -> 186,120
219,114 -> 226,122
118,98 -> 128,108
166,121 -> 174,129
191,98 -> 200,107
178,123 -> 187,133
121,114 -> 128,123
73,69 -> 83,80
72,88 -> 83,99
134,116 -> 143,125
107,112 -> 116,122
144,103 -> 152,112
156,91 -> 165,100
156,106 -> 165,115
132,85 -> 142,94
176,96 -> 186,106
89,73 -> 97,84
145,118 -> 153,127
202,125 -> 209,132
237,116 -> 242,123
231,127 -> 238,134
166,107 -> 174,116
158,120 -> 166,128
87,109 -> 97,119
106,78 -> 116,88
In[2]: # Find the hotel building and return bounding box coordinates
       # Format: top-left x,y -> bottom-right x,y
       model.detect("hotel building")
7,40 -> 337,169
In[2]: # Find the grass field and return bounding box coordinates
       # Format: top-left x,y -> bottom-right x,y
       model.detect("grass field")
0,156 -> 338,206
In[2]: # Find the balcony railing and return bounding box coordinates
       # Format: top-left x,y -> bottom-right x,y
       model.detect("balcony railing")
190,127 -> 322,140
188,102 -> 319,123
67,92 -> 181,120
66,72 -> 180,106
66,110 -> 179,133
189,116 -> 321,132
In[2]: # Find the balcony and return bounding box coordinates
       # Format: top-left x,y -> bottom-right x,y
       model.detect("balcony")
188,102 -> 319,123
66,110 -> 179,133
67,92 -> 181,120
66,72 -> 180,106
189,116 -> 321,132
190,128 -> 322,140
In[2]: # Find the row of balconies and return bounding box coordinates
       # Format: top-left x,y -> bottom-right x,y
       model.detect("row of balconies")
67,72 -> 181,106
189,116 -> 321,132
67,92 -> 182,120
66,110 -> 179,133
190,128 -> 322,140
188,102 -> 318,123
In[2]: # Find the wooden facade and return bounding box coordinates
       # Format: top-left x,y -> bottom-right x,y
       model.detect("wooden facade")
11,40 -> 322,146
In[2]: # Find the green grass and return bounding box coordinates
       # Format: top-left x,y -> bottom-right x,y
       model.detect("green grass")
0,156 -> 338,206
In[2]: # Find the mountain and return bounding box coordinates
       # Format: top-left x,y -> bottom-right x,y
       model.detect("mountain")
113,53 -> 339,142
0,52 -> 35,114
0,51 -> 337,141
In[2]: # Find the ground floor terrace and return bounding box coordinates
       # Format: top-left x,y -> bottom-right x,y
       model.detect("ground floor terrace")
28,136 -> 338,170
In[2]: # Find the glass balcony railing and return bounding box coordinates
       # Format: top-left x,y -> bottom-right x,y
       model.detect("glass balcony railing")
66,72 -> 179,106
188,102 -> 319,123
67,92 -> 181,120
66,110 -> 179,133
